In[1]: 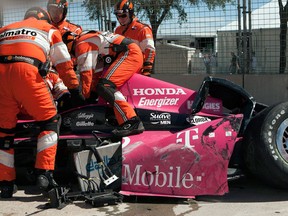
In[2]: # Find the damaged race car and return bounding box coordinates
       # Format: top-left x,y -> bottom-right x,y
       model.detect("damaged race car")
14,74 -> 288,207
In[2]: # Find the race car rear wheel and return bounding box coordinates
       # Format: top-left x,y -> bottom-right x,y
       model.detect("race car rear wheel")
243,101 -> 288,188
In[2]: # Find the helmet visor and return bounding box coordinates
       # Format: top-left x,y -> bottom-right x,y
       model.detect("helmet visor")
48,4 -> 64,23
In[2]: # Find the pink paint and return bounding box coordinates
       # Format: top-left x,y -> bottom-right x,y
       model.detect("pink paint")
120,115 -> 242,197
121,75 -> 223,114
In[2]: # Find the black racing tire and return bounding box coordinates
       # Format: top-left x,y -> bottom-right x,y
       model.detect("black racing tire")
243,101 -> 288,189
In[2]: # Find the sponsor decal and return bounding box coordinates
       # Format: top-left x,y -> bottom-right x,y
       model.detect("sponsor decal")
203,102 -> 221,110
86,154 -> 121,172
187,115 -> 211,125
150,112 -> 171,125
74,112 -> 95,127
104,55 -> 113,64
8,55 -> 35,64
122,164 -> 203,188
77,112 -> 94,120
267,109 -> 286,161
86,155 -> 111,172
134,88 -> 186,108
76,121 -> 94,126
176,125 -> 232,150
133,88 -> 187,96
187,100 -> 221,112
176,128 -> 198,150
63,117 -> 71,127
139,97 -> 179,108
0,29 -> 37,40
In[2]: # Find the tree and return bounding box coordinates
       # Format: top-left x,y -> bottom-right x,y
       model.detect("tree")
82,0 -> 235,41
278,0 -> 288,74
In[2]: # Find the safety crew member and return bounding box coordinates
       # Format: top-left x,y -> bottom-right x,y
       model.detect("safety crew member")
62,30 -> 145,137
47,0 -> 82,35
114,0 -> 156,76
0,7 -> 84,198
47,0 -> 82,69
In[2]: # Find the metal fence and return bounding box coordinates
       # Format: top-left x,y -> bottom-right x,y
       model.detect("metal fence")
0,0 -> 284,75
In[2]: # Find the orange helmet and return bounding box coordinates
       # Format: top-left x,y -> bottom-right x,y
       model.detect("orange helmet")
114,0 -> 134,18
24,7 -> 51,24
47,0 -> 68,23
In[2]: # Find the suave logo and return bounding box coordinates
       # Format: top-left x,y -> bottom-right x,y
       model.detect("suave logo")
133,88 -> 187,96
150,112 -> 171,125
123,164 -> 203,188
150,112 -> 171,120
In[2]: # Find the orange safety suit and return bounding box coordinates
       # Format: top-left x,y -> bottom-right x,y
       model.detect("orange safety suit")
54,19 -> 82,67
74,31 -> 143,125
18,70 -> 69,120
53,19 -> 82,36
114,18 -> 155,72
0,17 -> 79,181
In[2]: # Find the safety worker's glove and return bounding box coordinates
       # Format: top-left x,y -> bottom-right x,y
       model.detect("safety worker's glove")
86,91 -> 99,104
56,93 -> 71,113
69,87 -> 86,108
141,62 -> 153,77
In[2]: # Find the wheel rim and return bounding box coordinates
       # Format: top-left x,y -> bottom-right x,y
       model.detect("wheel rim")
276,118 -> 288,161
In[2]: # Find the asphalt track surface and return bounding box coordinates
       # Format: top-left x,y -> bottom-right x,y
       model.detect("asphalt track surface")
0,176 -> 288,216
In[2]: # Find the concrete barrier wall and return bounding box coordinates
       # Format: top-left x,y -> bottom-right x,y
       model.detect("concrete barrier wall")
153,74 -> 288,106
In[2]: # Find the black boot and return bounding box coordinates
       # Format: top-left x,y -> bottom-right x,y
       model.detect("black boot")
36,170 -> 58,191
112,116 -> 145,137
0,181 -> 15,198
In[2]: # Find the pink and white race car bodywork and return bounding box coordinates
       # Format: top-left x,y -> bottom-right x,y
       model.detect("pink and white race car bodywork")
15,73 -> 288,203
119,75 -> 242,197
